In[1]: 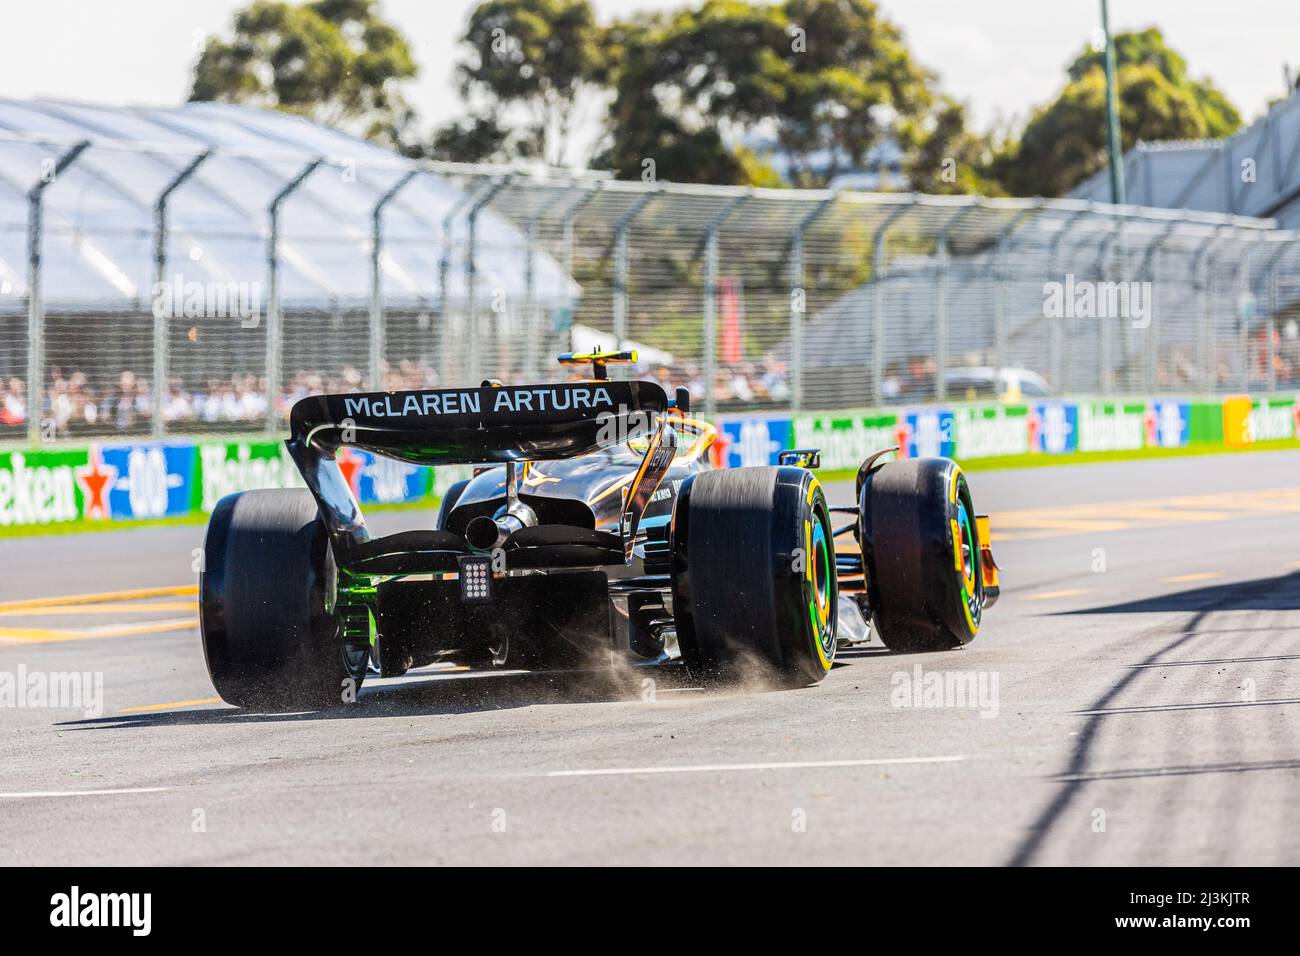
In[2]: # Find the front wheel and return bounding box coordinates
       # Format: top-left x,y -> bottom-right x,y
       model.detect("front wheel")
200,489 -> 368,709
859,458 -> 985,653
672,466 -> 837,685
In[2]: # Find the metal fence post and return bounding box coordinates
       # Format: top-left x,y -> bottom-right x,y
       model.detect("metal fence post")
266,157 -> 323,432
438,180 -> 490,387
1237,237 -> 1266,391
465,174 -> 512,385
543,181 -> 601,368
871,196 -> 916,406
612,190 -> 661,349
25,140 -> 90,445
788,192 -> 838,412
521,195 -> 560,381
369,169 -> 419,391
701,192 -> 751,417
703,231 -> 719,417
152,148 -> 213,438
934,200 -> 981,402
1090,212 -> 1129,395
1193,226 -> 1231,393
1135,214 -> 1183,393
990,201 -> 1043,377
1261,240 -> 1292,394
935,238 -> 948,401
1267,258 -> 1280,393
1047,205 -> 1093,392
560,182 -> 601,281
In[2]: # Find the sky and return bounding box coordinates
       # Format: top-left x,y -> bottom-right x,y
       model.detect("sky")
1,0 -> 1295,143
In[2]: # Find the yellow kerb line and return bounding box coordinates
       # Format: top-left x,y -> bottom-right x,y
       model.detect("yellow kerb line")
0,584 -> 198,613
1022,588 -> 1091,601
1163,571 -> 1223,583
117,697 -> 222,713
0,617 -> 198,643
0,601 -> 198,617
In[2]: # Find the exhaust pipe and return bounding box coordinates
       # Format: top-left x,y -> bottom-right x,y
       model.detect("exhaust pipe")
464,505 -> 536,552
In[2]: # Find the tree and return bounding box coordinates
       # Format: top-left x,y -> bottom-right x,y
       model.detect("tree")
995,28 -> 1242,197
189,0 -> 419,147
598,0 -> 933,187
1064,28 -> 1240,137
429,117 -> 511,164
429,0 -> 606,165
901,97 -> 1004,196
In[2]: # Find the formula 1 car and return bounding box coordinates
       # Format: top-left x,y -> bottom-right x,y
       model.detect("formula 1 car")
199,351 -> 1000,709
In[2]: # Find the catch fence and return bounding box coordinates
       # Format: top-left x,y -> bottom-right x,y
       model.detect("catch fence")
3,134 -> 1298,446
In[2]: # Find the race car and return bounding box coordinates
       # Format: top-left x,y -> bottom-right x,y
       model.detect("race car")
199,351 -> 1000,709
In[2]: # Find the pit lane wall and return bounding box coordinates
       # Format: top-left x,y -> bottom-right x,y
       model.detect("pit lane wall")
0,394 -> 1294,532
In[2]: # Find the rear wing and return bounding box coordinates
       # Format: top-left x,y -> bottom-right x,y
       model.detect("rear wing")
285,380 -> 669,553
289,381 -> 668,464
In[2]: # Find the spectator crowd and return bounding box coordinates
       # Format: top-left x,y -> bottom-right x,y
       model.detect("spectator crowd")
4,328 -> 1297,439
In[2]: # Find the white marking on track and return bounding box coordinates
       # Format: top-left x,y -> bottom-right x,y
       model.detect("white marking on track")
544,755 -> 965,777
0,786 -> 171,799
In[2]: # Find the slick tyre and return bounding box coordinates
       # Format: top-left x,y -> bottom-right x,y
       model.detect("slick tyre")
672,467 -> 837,685
859,458 -> 984,653
200,489 -> 367,709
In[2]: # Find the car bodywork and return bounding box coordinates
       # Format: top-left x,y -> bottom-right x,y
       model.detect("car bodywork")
277,353 -> 1000,676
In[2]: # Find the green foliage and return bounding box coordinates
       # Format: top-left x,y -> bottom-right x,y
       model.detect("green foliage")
599,0 -> 933,187
901,97 -> 1005,196
995,28 -> 1243,197
429,0 -> 606,164
189,3 -> 1247,207
1062,27 -> 1241,136
189,0 -> 418,146
430,117 -> 511,163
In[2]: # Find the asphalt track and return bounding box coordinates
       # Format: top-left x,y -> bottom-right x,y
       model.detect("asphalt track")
2,450 -> 1299,865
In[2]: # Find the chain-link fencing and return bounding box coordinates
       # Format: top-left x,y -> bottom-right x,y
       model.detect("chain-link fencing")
2,129 -> 1298,446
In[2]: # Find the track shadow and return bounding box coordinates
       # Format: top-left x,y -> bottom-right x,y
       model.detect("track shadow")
1051,571 -> 1300,615
57,654 -> 842,730
1007,570 -> 1300,866
1047,758 -> 1300,783
57,666 -> 693,730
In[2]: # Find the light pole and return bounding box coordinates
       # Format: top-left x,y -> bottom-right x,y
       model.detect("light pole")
1101,0 -> 1126,206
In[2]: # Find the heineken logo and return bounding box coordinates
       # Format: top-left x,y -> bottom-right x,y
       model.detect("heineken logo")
0,452 -> 79,527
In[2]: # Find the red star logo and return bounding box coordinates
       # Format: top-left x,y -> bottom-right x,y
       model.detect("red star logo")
710,432 -> 731,468
1026,409 -> 1041,452
894,424 -> 912,458
75,445 -> 118,520
336,446 -> 364,498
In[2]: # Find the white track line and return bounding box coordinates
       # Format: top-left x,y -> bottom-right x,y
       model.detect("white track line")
545,755 -> 965,778
0,786 -> 170,799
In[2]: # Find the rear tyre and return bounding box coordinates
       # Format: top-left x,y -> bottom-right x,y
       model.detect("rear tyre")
859,458 -> 984,653
672,467 -> 837,685
200,489 -> 367,709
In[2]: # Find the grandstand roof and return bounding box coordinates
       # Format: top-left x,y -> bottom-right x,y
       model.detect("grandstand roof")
0,98 -> 578,313
1070,89 -> 1300,228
